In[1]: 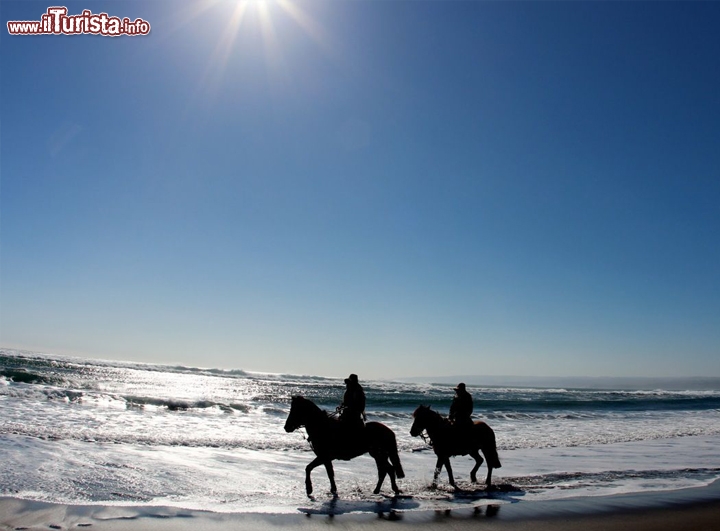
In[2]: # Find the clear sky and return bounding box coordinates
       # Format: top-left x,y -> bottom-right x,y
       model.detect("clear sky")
2,0 -> 719,379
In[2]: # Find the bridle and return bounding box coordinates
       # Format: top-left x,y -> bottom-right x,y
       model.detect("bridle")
413,408 -> 433,445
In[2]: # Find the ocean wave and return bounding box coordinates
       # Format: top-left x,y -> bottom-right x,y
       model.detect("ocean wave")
0,350 -> 250,382
0,423 -> 311,452
2,350 -> 345,387
167,365 -> 248,377
0,381 -> 255,414
509,467 -> 720,491
110,394 -> 255,413
0,382 -> 87,403
0,368 -> 52,384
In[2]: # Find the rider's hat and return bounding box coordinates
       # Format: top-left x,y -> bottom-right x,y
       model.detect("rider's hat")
454,382 -> 466,391
345,373 -> 359,384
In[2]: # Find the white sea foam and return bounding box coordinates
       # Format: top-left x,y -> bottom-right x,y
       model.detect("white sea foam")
2,433 -> 719,513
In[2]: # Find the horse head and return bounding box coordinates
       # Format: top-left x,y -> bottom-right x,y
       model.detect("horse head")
410,404 -> 432,437
284,395 -> 305,432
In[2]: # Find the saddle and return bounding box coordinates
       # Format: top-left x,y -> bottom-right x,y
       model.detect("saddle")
329,417 -> 366,458
448,419 -> 474,452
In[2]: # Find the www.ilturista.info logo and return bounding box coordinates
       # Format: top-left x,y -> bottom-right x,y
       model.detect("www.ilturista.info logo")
7,7 -> 150,36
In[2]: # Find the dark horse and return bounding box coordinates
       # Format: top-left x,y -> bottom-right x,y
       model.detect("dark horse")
284,396 -> 405,496
410,405 -> 501,488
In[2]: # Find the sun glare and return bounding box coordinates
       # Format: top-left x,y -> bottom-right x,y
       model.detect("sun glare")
177,0 -> 330,101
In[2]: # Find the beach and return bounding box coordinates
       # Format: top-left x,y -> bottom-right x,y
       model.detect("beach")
2,480 -> 720,531
2,350 -> 720,529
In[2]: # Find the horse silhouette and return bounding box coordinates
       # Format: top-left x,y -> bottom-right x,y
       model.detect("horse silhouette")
410,405 -> 501,488
284,396 -> 405,496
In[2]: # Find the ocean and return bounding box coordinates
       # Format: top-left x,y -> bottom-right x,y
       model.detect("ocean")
2,349 -> 719,515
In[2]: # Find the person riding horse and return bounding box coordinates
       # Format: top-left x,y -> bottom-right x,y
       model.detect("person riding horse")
285,396 -> 405,496
338,373 -> 366,429
449,382 -> 473,432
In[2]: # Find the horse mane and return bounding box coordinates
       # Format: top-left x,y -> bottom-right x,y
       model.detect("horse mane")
412,404 -> 451,426
412,404 -> 431,417
292,395 -> 336,421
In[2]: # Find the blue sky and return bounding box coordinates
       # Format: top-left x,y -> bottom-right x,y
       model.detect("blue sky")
2,0 -> 719,379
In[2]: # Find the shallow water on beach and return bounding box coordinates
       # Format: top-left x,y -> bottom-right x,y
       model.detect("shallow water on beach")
2,349 -> 720,514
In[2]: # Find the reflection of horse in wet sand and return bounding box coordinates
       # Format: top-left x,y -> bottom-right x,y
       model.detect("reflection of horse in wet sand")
284,396 -> 405,496
410,405 -> 501,488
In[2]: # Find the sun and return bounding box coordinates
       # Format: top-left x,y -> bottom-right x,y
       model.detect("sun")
173,0 -> 330,100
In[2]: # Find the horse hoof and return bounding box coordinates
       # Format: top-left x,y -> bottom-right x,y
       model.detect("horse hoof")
373,488 -> 381,495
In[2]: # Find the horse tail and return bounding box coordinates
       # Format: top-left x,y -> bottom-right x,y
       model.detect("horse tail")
367,422 -> 405,479
486,444 -> 502,469
384,424 -> 405,479
477,422 -> 502,469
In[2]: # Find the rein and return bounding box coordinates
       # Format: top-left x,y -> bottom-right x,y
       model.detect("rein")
416,407 -> 446,446
298,426 -> 309,441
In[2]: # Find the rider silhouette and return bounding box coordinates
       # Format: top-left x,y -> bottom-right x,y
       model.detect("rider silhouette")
339,373 -> 366,427
449,382 -> 473,427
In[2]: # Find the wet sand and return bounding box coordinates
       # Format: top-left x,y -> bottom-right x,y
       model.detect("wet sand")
2,480 -> 719,531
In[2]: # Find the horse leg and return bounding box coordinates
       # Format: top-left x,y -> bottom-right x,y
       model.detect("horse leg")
305,456 -> 324,496
469,449 -> 484,484
382,454 -> 400,495
387,459 -> 400,495
479,446 -> 497,487
443,456 -> 456,488
372,454 -> 388,495
323,460 -> 337,495
432,457 -> 444,488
